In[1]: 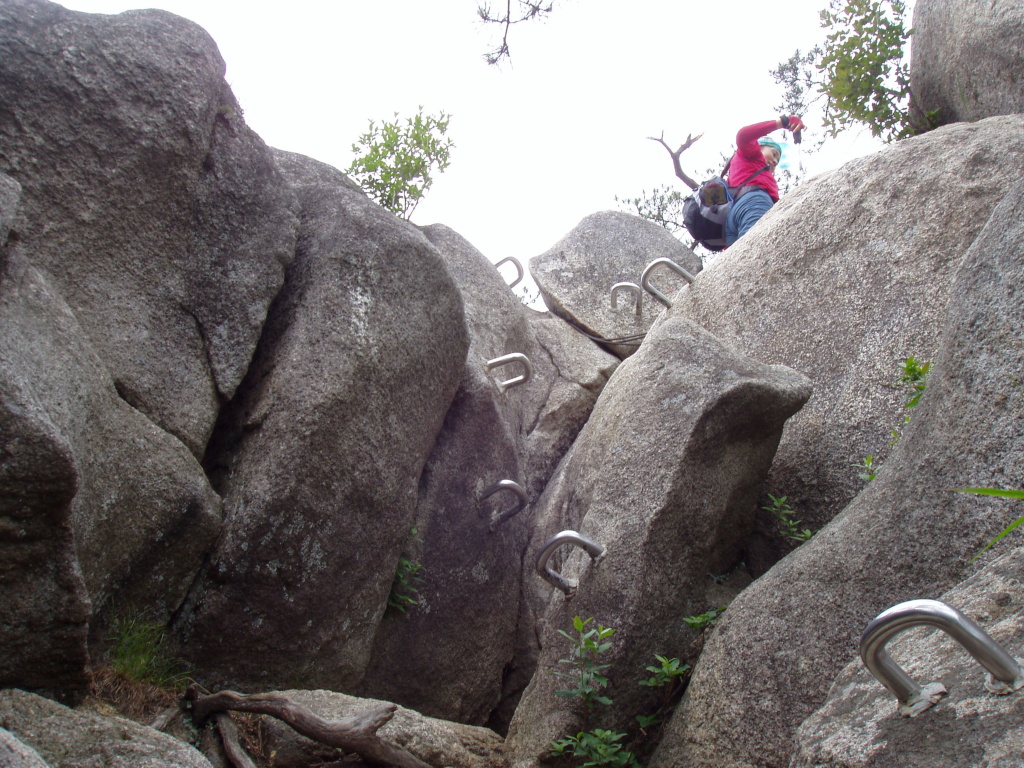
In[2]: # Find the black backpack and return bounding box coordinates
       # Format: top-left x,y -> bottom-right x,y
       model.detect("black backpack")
683,162 -> 770,251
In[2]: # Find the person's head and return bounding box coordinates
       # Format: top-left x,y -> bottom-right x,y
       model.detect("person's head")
758,138 -> 782,169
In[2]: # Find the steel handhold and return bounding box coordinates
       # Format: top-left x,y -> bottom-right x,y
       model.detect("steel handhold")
495,257 -> 524,288
483,353 -> 532,393
535,530 -> 606,599
860,598 -> 1024,717
611,282 -> 643,317
480,480 -> 528,531
640,257 -> 696,308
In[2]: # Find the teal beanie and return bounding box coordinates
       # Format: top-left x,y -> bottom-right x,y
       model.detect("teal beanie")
758,138 -> 783,155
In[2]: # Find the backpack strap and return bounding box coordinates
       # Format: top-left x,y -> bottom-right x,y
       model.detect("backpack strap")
729,163 -> 772,204
732,163 -> 771,188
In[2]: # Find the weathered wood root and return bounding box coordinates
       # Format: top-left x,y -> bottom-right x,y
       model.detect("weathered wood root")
187,686 -> 432,768
214,712 -> 259,768
148,704 -> 179,732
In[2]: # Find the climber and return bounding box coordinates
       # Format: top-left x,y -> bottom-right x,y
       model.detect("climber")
724,116 -> 804,246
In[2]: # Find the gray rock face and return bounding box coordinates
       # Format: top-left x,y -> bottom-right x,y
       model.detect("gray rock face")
506,312 -> 811,766
1,245 -> 222,632
2,224 -> 222,694
358,225 -> 617,725
791,546 -> 1024,768
0,175 -> 20,245
1,177 -> 91,698
669,116 -> 1024,547
0,728 -> 48,768
258,689 -> 506,768
0,160 -> 224,626
521,310 -> 620,491
175,151 -> 468,692
911,0 -> 1024,127
530,211 -> 702,358
0,688 -> 213,768
357,225 -> 537,723
0,0 -> 298,458
650,176 -> 1024,768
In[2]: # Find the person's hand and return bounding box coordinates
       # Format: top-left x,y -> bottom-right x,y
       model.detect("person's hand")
787,115 -> 805,133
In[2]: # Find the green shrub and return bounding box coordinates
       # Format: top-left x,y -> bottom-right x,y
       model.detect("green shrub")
681,607 -> 725,632
762,494 -> 813,543
550,616 -> 640,767
387,528 -> 424,613
346,107 -> 453,221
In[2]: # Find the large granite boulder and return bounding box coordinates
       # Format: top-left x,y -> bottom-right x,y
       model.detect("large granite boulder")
530,211 -> 702,358
0,688 -> 213,768
792,545 -> 1024,768
0,242 -> 91,697
911,0 -> 1024,127
0,0 -> 298,458
1,241 -> 222,631
2,173 -> 221,695
0,729 -> 47,768
668,116 -> 1024,549
175,151 -> 468,692
505,311 -> 811,766
0,174 -> 19,243
521,310 -> 619,490
649,176 -> 1024,768
358,225 -> 617,725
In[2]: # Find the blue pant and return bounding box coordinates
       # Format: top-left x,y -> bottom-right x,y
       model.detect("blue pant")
725,189 -> 774,246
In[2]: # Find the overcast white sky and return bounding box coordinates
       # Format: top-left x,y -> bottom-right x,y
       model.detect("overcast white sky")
61,0 -> 900,273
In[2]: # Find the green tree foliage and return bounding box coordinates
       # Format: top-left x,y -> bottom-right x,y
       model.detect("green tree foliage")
615,186 -> 687,235
771,47 -> 822,120
817,0 -> 935,142
346,108 -> 454,221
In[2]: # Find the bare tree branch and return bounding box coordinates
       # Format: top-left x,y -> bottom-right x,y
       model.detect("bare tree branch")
479,0 -> 554,65
647,131 -> 703,191
188,687 -> 432,768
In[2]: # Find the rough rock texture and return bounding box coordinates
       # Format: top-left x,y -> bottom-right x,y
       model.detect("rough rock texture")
792,545 -> 1024,768
1,165 -> 222,640
530,211 -> 702,358
359,225 -> 617,725
1,240 -> 222,655
0,175 -> 19,244
257,689 -> 506,768
649,176 -> 1024,768
175,151 -> 468,692
0,688 -> 213,768
0,728 -> 48,768
521,311 -> 620,488
486,310 -> 622,731
505,312 -> 811,766
0,0 -> 298,457
669,116 -> 1024,547
911,0 -> 1024,127
0,191 -> 91,699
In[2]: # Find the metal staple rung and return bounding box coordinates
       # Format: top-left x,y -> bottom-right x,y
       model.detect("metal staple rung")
860,598 -> 1024,717
484,353 -> 532,393
495,257 -> 524,288
479,480 -> 528,531
535,530 -> 605,599
640,257 -> 695,309
611,282 -> 643,317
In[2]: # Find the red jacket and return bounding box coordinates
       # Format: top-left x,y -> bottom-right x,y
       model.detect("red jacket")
729,120 -> 779,202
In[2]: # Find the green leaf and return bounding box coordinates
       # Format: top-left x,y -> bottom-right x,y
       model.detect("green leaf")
953,488 -> 1024,499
